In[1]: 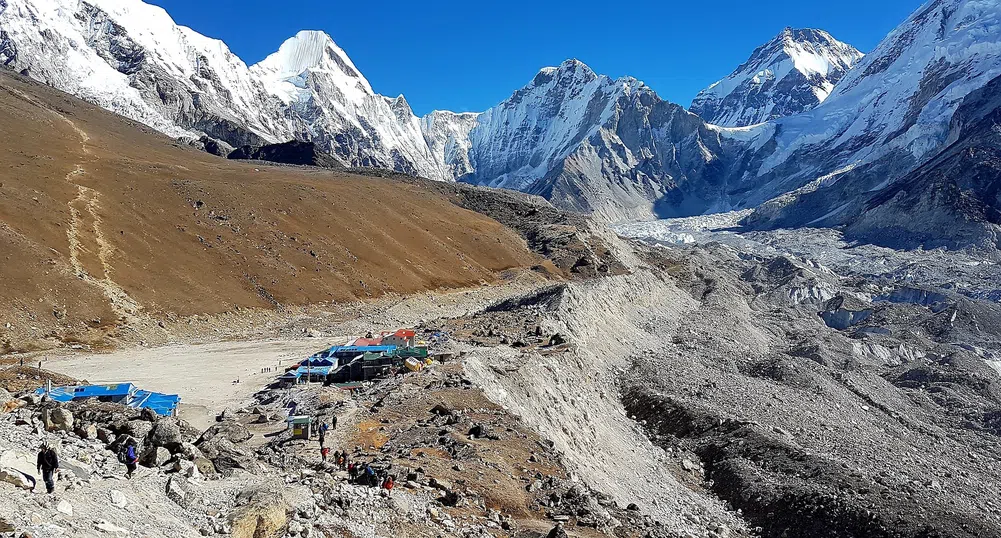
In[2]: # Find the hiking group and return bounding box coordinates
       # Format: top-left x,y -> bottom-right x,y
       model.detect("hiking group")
313,414 -> 394,496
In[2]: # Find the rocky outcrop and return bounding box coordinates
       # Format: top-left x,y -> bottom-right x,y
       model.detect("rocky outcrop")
0,467 -> 33,490
227,487 -> 288,538
227,140 -> 343,169
41,407 -> 74,432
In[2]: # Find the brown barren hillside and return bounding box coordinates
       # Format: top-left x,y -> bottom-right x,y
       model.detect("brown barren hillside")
0,71 -> 548,352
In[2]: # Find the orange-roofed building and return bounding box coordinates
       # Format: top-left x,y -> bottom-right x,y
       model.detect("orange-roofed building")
380,329 -> 416,347
352,336 -> 383,346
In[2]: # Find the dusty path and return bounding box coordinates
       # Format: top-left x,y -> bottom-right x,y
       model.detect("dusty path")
9,84 -> 144,324
44,339 -> 342,429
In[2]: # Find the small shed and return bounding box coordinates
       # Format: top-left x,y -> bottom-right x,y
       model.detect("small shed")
287,415 -> 313,440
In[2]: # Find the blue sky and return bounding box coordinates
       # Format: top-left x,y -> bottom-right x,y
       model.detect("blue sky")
148,0 -> 921,116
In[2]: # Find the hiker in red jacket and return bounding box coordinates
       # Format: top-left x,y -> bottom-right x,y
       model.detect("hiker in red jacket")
382,475 -> 395,497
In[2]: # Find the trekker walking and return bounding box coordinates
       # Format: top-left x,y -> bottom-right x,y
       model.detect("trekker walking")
119,440 -> 139,478
364,463 -> 376,487
330,415 -> 337,430
36,444 -> 59,494
382,475 -> 395,497
321,446 -> 330,462
318,422 -> 327,447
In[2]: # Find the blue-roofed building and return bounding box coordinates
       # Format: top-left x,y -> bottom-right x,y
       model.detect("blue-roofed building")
310,345 -> 398,365
36,383 -> 180,416
130,390 -> 181,416
39,383 -> 136,404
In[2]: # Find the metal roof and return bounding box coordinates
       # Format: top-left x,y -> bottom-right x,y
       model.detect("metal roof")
295,365 -> 333,376
35,383 -> 136,402
35,383 -> 179,416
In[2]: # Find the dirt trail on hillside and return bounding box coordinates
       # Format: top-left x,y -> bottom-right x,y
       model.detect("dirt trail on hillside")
0,71 -> 549,354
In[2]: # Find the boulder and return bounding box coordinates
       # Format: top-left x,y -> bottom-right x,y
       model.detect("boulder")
165,475 -> 191,507
140,408 -> 158,422
140,446 -> 171,468
193,457 -> 217,476
60,457 -> 93,480
76,423 -> 98,440
177,442 -> 203,461
468,424 -> 498,439
0,467 -> 34,490
124,420 -> 154,441
185,463 -> 202,480
197,429 -> 253,475
438,490 -> 461,507
96,427 -> 114,444
198,421 -> 252,444
109,489 -> 128,508
41,407 -> 74,432
148,419 -> 183,450
2,397 -> 25,413
228,487 -> 289,538
56,499 -> 73,516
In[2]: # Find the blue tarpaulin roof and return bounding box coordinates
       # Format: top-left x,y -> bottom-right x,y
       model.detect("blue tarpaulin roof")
36,383 -> 179,416
36,383 -> 136,402
130,390 -> 180,415
296,365 -> 333,376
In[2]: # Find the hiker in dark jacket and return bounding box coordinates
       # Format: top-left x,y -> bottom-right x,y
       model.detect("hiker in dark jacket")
121,441 -> 139,478
36,444 -> 59,494
364,464 -> 376,487
330,414 -> 337,430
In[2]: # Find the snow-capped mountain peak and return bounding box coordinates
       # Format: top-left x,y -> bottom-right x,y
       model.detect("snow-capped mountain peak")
690,27 -> 863,127
251,30 -> 373,104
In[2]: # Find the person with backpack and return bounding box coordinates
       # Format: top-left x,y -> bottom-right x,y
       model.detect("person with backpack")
320,446 -> 330,462
382,474 -> 395,497
364,463 -> 376,487
118,439 -> 139,478
36,444 -> 59,494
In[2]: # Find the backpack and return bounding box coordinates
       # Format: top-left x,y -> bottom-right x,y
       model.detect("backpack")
117,445 -> 128,464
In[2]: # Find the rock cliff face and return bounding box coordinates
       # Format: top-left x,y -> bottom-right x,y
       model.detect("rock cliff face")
690,28 -> 863,127
428,60 -> 735,221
